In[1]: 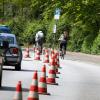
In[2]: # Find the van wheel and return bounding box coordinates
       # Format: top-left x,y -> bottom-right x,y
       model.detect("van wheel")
15,63 -> 21,71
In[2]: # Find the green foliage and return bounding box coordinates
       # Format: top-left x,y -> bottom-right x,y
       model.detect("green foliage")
81,34 -> 94,53
5,17 -> 27,43
68,26 -> 84,52
91,32 -> 100,54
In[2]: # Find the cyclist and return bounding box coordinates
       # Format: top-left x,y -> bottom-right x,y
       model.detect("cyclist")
58,30 -> 69,55
35,30 -> 44,53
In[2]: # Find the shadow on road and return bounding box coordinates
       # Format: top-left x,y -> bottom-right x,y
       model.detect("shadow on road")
22,59 -> 33,61
0,86 -> 29,92
21,69 -> 41,72
21,69 -> 39,72
3,68 -> 41,72
3,68 -> 15,71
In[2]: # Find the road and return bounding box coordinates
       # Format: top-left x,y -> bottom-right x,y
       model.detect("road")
0,51 -> 100,100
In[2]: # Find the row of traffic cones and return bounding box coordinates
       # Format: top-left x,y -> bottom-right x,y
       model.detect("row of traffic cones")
23,47 -> 41,60
17,47 -> 61,100
34,47 -> 60,69
23,47 -> 59,64
13,62 -> 59,100
24,47 -> 60,79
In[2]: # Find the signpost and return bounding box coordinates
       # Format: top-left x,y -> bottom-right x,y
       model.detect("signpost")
53,8 -> 61,34
53,8 -> 61,48
53,24 -> 57,33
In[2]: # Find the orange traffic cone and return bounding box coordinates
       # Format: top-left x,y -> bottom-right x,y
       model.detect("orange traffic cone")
50,50 -> 56,66
13,81 -> 22,100
57,51 -> 61,69
24,48 -> 30,58
55,52 -> 60,74
47,56 -> 58,85
38,65 -> 50,95
27,71 -> 39,100
49,53 -> 52,66
43,49 -> 49,63
34,48 -> 41,60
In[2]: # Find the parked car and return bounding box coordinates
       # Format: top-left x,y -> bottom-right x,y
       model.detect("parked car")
0,25 -> 11,33
0,33 -> 22,70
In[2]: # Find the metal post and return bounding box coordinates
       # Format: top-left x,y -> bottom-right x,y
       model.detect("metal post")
53,8 -> 61,49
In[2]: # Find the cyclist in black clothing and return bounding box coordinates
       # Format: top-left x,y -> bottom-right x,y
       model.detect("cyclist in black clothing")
59,31 -> 69,54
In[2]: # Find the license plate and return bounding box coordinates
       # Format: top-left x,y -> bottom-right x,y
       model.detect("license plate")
6,57 -> 18,61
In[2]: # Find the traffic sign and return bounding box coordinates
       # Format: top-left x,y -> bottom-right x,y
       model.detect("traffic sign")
54,8 -> 61,20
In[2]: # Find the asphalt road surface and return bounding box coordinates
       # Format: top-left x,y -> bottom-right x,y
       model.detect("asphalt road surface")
0,51 -> 100,100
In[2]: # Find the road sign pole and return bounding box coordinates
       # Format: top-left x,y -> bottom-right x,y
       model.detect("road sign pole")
53,8 -> 61,49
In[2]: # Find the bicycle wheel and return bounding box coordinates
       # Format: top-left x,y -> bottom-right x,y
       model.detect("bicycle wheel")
60,46 -> 65,59
36,42 -> 42,54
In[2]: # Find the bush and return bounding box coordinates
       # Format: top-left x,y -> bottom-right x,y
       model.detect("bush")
67,26 -> 85,52
4,17 -> 27,44
91,32 -> 100,54
81,33 -> 96,53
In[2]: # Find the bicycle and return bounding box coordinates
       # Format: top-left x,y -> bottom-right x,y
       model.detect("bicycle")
60,46 -> 65,59
35,41 -> 42,54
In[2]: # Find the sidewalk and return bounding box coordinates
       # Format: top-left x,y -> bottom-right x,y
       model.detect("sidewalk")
66,51 -> 100,65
